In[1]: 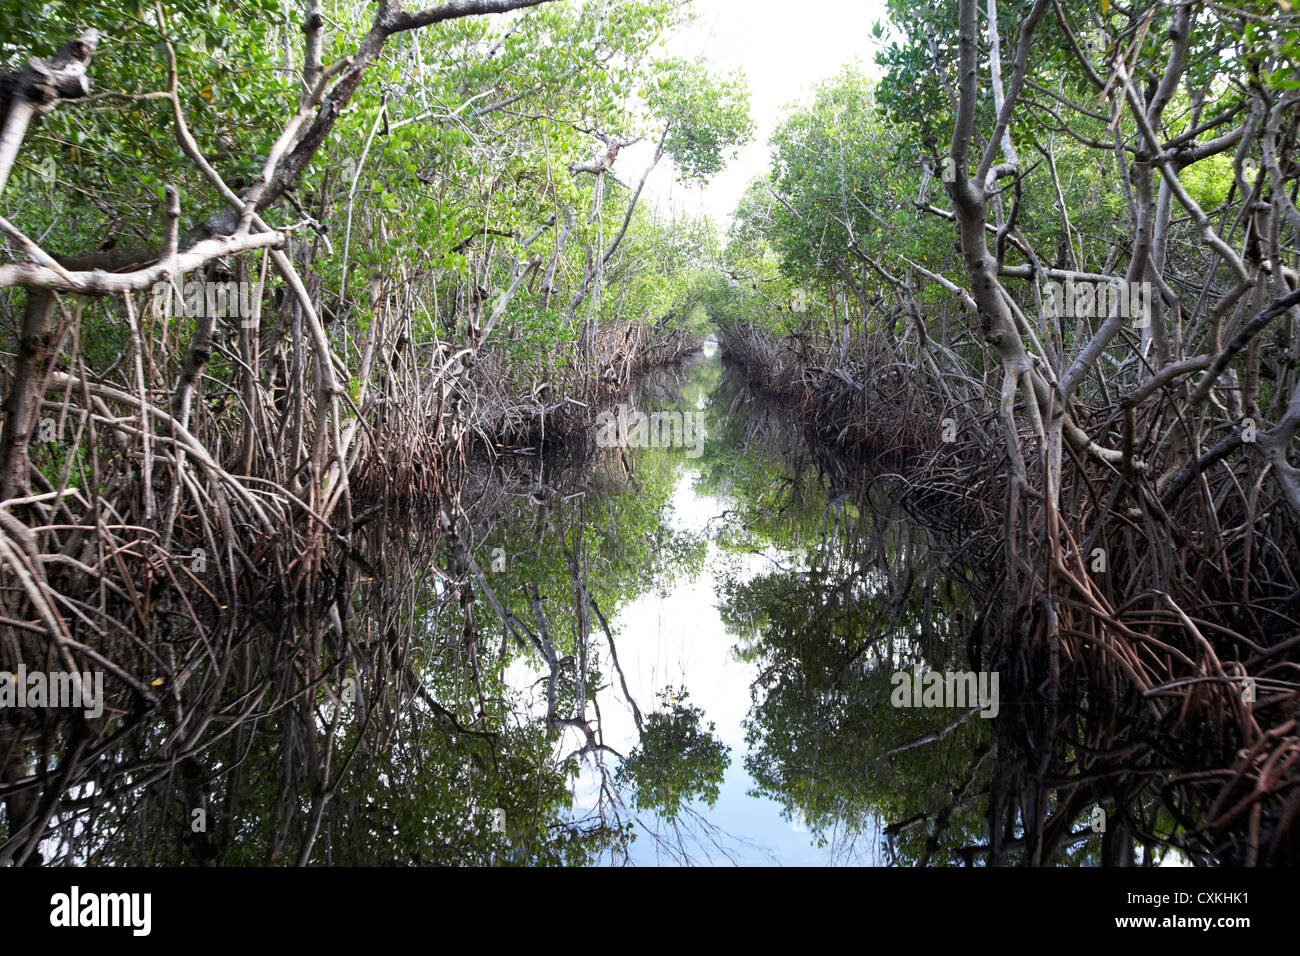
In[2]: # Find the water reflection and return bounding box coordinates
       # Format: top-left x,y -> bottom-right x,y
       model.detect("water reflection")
4,347 -> 1188,866
467,349 -> 997,864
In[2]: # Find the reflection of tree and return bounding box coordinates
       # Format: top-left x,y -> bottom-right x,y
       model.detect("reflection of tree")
616,689 -> 730,822
455,352 -> 737,863
724,554 -> 996,865
699,368 -> 1132,865
8,369 -> 718,866
43,512 -> 627,867
697,366 -> 1001,863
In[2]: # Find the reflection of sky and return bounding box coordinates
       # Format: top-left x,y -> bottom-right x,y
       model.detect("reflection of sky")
616,467 -> 885,864
497,354 -> 1202,866
503,442 -> 886,865
531,453 -> 1192,867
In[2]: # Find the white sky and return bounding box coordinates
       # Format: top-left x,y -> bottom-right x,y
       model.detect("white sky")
640,0 -> 890,227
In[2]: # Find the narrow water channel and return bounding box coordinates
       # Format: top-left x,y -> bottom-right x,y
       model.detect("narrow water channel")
510,342 -> 891,863
33,342 -> 1160,867
460,342 -> 988,865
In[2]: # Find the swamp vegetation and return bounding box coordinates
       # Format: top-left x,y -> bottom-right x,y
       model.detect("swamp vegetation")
0,0 -> 1297,866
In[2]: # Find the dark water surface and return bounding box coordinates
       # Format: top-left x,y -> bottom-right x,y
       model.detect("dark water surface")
9,344 -> 1196,867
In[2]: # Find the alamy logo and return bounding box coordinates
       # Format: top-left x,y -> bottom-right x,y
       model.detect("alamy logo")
151,278 -> 256,324
1042,278 -> 1152,326
594,403 -> 705,458
0,665 -> 103,718
50,886 -> 151,936
890,667 -> 1000,718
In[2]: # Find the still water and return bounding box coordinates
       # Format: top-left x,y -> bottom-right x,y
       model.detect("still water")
508,344 -> 886,863
466,341 -> 987,865
18,341 -> 1169,867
